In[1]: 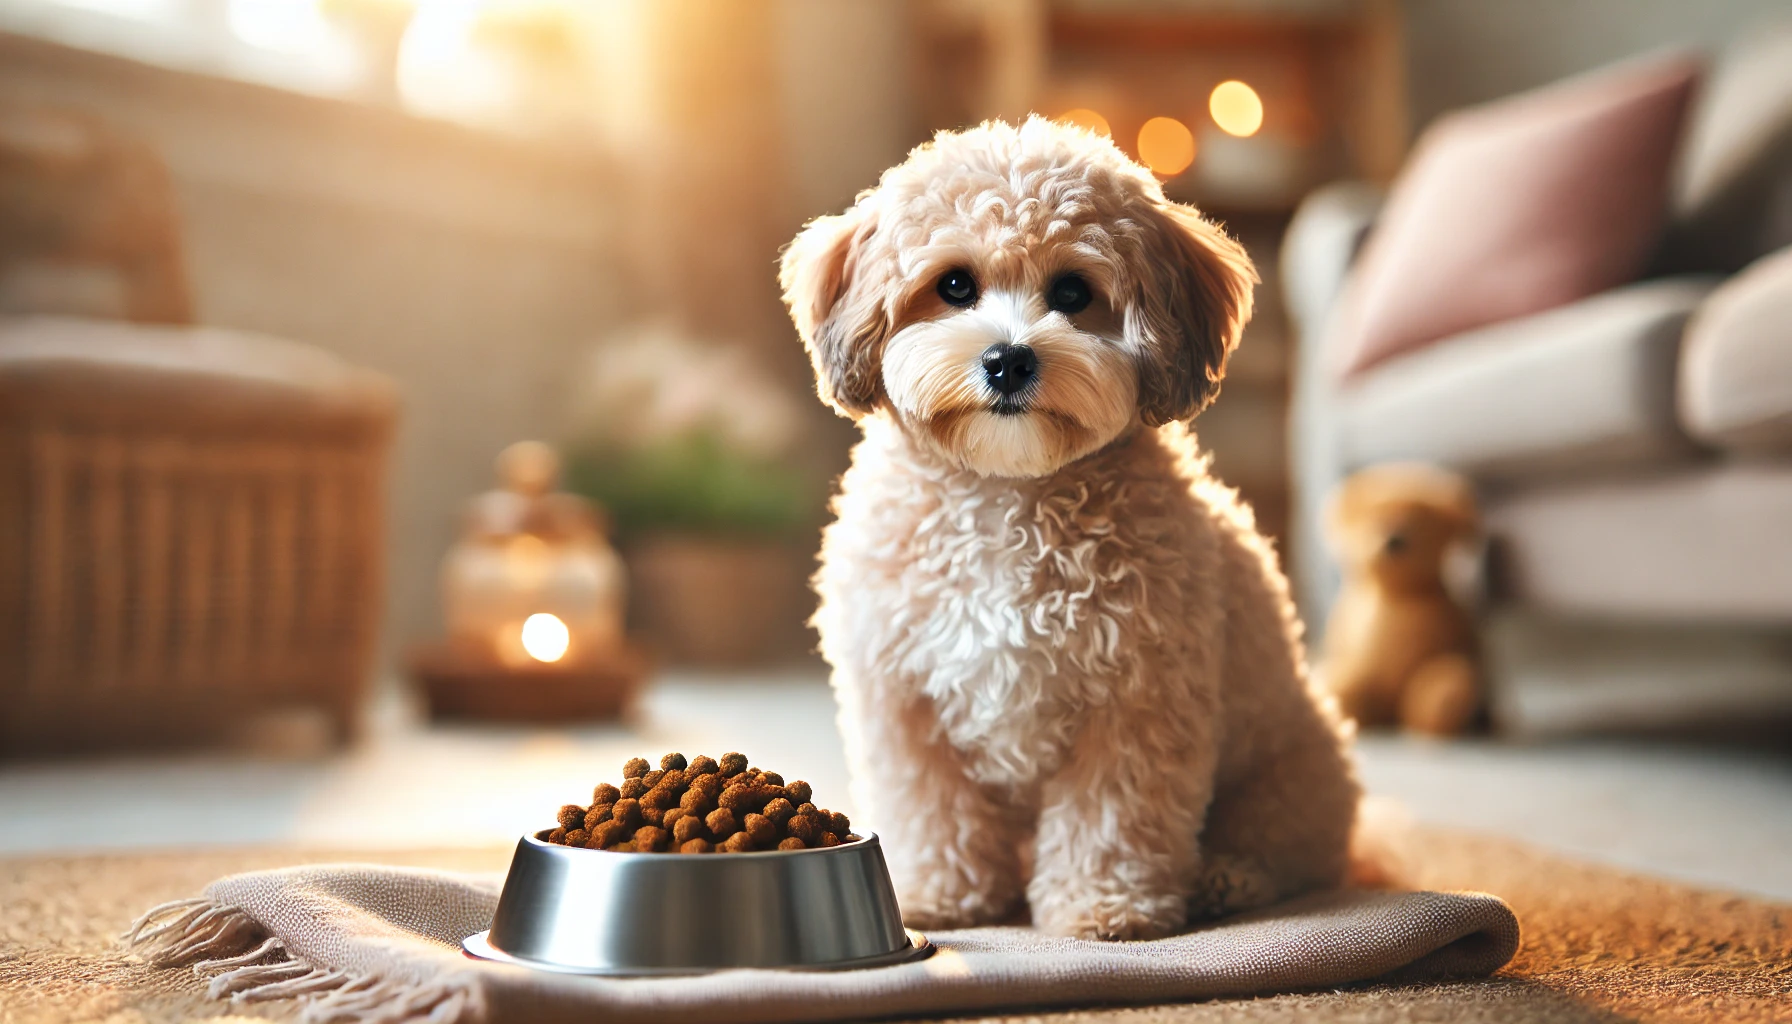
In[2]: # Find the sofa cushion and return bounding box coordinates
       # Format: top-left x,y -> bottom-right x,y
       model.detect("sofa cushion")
1339,278 -> 1715,479
1679,247 -> 1792,455
0,315 -> 398,434
1485,463 -> 1792,622
1668,19 -> 1792,272
1332,53 -> 1700,377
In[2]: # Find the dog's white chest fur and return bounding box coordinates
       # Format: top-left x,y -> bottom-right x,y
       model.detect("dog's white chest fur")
817,417 -> 1141,793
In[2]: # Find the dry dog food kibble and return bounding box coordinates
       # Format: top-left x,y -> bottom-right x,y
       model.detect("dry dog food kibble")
542,752 -> 860,853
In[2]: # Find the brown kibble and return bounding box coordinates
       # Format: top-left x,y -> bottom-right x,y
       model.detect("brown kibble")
544,754 -> 843,856
719,784 -> 778,814
845,834 -> 863,843
684,774 -> 724,807
761,797 -> 795,827
705,807 -> 739,838
673,814 -> 706,844
785,814 -> 819,844
611,798 -> 642,829
591,821 -> 624,848
557,804 -> 586,830
744,813 -> 778,847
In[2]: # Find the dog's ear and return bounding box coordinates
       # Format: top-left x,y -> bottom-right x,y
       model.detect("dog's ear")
780,208 -> 887,417
1129,202 -> 1257,425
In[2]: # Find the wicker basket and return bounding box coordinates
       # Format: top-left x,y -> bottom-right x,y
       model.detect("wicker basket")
0,316 -> 398,754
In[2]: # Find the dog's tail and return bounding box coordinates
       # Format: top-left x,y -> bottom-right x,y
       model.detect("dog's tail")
1347,794 -> 1419,889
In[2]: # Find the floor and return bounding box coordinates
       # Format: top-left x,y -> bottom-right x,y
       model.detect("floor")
2,671 -> 1789,903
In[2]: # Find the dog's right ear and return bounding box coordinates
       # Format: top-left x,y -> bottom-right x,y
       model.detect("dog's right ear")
780,208 -> 886,417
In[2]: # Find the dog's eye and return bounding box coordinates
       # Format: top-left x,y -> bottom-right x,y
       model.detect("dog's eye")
937,269 -> 979,307
1047,274 -> 1093,315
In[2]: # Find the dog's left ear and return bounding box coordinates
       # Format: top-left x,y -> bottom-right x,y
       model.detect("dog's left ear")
780,207 -> 887,418
1130,202 -> 1257,425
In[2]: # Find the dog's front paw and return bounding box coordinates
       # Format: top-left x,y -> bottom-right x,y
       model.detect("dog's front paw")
1187,855 -> 1276,921
1030,884 -> 1187,941
896,870 -> 1021,930
899,889 -> 1018,930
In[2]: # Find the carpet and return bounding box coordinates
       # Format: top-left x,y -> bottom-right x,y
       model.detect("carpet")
1,827 -> 1786,1024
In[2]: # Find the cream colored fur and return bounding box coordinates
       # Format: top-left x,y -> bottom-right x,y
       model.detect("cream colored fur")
782,118 -> 1359,941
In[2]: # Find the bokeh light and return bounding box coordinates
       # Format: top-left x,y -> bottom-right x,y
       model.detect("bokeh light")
1056,108 -> 1111,137
520,612 -> 570,663
1137,116 -> 1196,176
1209,80 -> 1264,137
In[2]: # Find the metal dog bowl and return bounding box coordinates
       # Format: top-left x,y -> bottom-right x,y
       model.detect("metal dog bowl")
463,830 -> 931,975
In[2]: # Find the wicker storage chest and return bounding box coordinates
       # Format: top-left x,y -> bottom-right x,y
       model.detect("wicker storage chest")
0,316 -> 398,754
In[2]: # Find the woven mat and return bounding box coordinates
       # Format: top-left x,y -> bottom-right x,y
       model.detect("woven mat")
2,827 -> 1787,1024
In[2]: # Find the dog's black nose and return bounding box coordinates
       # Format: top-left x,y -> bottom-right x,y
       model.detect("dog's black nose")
981,343 -> 1038,396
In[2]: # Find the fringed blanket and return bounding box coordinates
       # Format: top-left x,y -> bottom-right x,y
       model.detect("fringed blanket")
123,863 -> 1518,1024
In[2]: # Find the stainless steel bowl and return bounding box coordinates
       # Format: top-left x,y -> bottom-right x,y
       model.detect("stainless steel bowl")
462,831 -> 930,975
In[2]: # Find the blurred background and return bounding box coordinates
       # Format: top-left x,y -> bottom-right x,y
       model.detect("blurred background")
0,0 -> 1786,901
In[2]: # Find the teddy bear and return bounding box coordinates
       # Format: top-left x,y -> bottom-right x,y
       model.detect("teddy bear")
1318,462 -> 1484,736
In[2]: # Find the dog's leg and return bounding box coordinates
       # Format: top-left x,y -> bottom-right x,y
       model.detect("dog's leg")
1027,695 -> 1215,940
1193,726 -> 1357,919
839,677 -> 1028,930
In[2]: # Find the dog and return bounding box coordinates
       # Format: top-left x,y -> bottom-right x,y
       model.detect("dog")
780,117 -> 1359,941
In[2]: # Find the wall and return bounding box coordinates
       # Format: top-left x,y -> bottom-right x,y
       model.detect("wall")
1404,0 -> 1787,127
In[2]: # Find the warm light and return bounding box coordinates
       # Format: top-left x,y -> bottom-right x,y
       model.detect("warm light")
520,612 -> 570,663
1137,117 -> 1196,176
1056,108 -> 1111,137
1209,80 -> 1264,138
227,0 -> 337,54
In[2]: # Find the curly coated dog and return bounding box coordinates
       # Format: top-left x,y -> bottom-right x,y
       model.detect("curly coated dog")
780,117 -> 1359,941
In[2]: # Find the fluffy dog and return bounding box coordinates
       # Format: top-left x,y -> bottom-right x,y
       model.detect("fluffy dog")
780,118 -> 1358,941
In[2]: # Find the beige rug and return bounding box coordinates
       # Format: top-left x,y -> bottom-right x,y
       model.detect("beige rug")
2,827 -> 1787,1024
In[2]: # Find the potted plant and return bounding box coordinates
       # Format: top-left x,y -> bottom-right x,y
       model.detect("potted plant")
561,327 -> 824,667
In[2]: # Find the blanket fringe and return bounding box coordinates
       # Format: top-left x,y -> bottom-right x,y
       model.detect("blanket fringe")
122,897 -> 478,1024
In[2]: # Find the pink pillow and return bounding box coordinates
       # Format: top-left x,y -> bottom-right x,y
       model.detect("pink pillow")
1334,53 -> 1700,377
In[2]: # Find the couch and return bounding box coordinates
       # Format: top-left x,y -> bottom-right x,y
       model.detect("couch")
1285,24 -> 1792,734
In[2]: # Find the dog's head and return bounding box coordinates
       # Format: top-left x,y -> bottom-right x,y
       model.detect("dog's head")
780,117 -> 1255,478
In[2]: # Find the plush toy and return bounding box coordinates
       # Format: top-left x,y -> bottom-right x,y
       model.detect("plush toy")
1319,463 -> 1484,735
